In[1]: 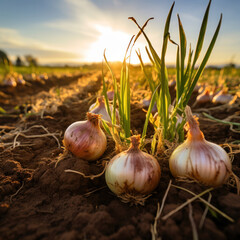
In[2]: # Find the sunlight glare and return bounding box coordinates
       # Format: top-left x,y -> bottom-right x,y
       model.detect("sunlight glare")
84,25 -> 144,64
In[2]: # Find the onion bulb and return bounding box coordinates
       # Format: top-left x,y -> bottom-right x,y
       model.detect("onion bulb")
107,88 -> 115,101
142,96 -> 151,108
63,112 -> 107,161
16,74 -> 26,85
3,77 -> 17,87
105,135 -> 161,204
212,90 -> 233,104
89,96 -> 119,124
142,96 -> 157,113
198,84 -> 206,94
168,79 -> 176,88
39,73 -> 48,80
169,106 -> 232,186
193,83 -> 201,93
196,89 -> 212,104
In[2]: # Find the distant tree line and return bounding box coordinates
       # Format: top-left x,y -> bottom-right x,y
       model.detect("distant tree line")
0,50 -> 11,66
0,49 -> 38,67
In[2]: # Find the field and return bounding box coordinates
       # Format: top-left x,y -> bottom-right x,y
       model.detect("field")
0,64 -> 239,240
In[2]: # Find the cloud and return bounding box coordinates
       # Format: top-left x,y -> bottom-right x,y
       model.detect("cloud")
0,27 -> 79,63
44,0 -> 151,63
0,0 -> 137,64
46,0 -> 107,38
0,28 -> 43,49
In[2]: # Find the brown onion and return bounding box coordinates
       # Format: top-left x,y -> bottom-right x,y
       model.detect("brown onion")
63,112 -> 107,161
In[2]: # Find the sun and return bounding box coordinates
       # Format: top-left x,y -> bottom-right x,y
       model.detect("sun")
84,25 -> 144,64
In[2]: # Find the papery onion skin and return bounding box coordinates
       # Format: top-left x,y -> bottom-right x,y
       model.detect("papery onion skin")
169,106 -> 232,187
105,135 -> 161,197
63,113 -> 107,161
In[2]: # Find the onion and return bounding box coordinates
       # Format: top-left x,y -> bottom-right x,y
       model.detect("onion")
193,83 -> 201,93
39,73 -> 48,80
142,96 -> 157,113
16,74 -> 26,85
107,89 -> 115,101
212,90 -> 233,104
89,96 -> 119,124
142,96 -> 151,107
196,89 -> 212,104
169,106 -> 232,186
105,135 -> 161,204
168,79 -> 176,88
154,105 -> 183,128
24,73 -> 36,81
63,112 -> 107,161
3,77 -> 17,87
198,84 -> 206,94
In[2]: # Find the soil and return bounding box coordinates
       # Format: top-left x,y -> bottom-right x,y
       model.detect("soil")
0,72 -> 240,240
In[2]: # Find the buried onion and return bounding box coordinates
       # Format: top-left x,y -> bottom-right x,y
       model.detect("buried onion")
105,135 -> 161,204
169,106 -> 232,187
63,112 -> 107,161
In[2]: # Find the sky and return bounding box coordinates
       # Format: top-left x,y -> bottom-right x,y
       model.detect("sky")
0,0 -> 239,66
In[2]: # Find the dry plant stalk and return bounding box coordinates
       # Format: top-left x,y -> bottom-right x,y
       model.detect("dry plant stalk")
64,161 -> 108,180
151,180 -> 172,240
83,186 -> 107,197
230,173 -> 240,195
222,143 -> 240,195
10,182 -> 24,203
199,192 -> 212,229
55,148 -> 68,168
170,184 -> 234,222
1,125 -> 61,150
188,203 -> 198,240
13,125 -> 61,148
221,143 -> 234,162
161,187 -> 214,221
195,100 -> 240,114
